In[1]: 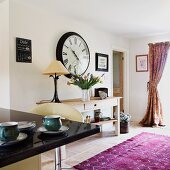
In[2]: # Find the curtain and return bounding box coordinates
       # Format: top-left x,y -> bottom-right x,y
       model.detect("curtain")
140,42 -> 170,127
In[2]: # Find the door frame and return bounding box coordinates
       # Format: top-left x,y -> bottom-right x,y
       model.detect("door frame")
112,46 -> 129,113
113,51 -> 124,111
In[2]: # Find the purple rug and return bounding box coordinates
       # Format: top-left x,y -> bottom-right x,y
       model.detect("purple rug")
74,132 -> 170,170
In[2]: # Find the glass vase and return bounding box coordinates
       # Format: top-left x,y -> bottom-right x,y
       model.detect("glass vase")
82,89 -> 90,102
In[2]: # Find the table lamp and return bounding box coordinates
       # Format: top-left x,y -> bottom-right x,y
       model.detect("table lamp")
43,60 -> 69,103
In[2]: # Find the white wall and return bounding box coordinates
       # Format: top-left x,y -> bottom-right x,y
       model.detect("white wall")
158,51 -> 170,126
129,33 -> 170,121
0,0 -> 10,109
5,0 -> 170,122
9,0 -> 129,113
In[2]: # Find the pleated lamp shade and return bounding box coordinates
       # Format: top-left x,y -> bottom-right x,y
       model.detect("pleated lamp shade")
43,60 -> 69,75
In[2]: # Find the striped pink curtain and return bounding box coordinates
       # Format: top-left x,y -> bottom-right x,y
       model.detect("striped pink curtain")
140,42 -> 170,127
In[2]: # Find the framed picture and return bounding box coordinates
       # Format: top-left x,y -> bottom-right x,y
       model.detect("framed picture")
95,53 -> 109,72
136,55 -> 148,72
16,37 -> 32,63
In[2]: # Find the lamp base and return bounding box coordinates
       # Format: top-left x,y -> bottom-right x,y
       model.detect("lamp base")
51,98 -> 61,103
50,74 -> 61,103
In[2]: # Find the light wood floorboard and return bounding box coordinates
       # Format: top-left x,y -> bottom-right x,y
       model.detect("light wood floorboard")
41,122 -> 170,170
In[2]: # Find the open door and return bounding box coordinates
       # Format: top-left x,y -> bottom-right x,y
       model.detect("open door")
113,51 -> 124,112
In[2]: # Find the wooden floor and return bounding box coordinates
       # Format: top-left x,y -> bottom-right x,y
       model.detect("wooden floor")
41,122 -> 170,170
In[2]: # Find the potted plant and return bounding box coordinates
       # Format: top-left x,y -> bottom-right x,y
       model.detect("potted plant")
67,73 -> 104,101
120,112 -> 131,133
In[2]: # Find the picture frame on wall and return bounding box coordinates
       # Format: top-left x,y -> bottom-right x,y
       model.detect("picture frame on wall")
95,53 -> 109,72
136,54 -> 148,72
16,37 -> 32,63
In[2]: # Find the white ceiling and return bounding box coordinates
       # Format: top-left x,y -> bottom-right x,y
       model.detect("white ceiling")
16,0 -> 170,38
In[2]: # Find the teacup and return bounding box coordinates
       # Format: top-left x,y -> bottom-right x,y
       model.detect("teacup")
43,115 -> 62,131
0,122 -> 19,141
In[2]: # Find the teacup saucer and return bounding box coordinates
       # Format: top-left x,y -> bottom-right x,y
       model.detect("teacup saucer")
18,121 -> 36,131
37,125 -> 69,135
0,133 -> 28,147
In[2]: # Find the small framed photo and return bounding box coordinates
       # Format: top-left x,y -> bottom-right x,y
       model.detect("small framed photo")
136,55 -> 148,72
95,53 -> 108,72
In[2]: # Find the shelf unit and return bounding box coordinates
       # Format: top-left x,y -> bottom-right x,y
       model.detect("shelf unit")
91,118 -> 117,126
63,97 -> 121,136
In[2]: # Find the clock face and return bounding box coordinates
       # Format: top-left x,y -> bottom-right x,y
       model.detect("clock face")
56,32 -> 90,78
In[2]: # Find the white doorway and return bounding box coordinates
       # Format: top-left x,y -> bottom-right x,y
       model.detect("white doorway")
112,48 -> 129,114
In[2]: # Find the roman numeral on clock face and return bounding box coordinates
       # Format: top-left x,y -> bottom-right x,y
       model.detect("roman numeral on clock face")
64,45 -> 68,48
79,42 -> 82,47
69,39 -> 72,45
63,52 -> 67,55
83,56 -> 88,59
82,49 -> 86,52
63,58 -> 68,65
74,37 -> 77,44
68,64 -> 71,72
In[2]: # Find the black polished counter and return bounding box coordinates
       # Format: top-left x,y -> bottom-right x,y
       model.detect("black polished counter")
0,108 -> 100,168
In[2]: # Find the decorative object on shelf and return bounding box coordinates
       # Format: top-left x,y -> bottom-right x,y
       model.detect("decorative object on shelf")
85,116 -> 91,123
98,91 -> 107,100
56,32 -> 90,78
67,73 -> 104,101
82,89 -> 91,101
120,112 -> 131,133
94,109 -> 102,123
94,87 -> 108,97
136,54 -> 148,72
100,117 -> 111,121
95,53 -> 109,72
43,60 -> 69,103
16,37 -> 32,63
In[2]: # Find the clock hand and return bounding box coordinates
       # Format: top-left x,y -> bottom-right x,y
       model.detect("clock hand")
70,48 -> 83,68
72,50 -> 83,66
70,48 -> 80,61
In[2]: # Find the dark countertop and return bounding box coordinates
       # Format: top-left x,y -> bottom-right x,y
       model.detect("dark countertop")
0,108 -> 100,168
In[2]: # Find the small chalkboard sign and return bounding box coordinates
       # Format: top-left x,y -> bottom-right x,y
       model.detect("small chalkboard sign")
16,37 -> 32,63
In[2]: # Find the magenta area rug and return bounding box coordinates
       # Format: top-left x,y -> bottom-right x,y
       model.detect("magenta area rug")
74,132 -> 170,170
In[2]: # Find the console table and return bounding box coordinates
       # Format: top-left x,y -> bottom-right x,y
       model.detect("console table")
62,97 -> 121,136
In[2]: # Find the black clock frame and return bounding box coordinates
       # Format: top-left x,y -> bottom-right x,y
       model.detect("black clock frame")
56,32 -> 90,78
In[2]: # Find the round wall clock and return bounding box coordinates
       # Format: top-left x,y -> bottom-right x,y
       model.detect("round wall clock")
56,32 -> 90,78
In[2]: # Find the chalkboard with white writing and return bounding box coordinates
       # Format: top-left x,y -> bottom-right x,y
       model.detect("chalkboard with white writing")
16,37 -> 32,63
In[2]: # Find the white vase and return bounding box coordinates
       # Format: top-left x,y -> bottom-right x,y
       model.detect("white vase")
82,89 -> 90,101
